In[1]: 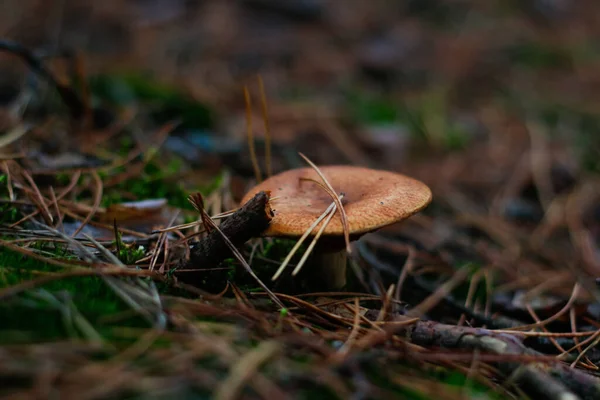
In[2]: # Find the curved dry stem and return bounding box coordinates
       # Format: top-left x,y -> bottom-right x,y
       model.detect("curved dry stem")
271,197 -> 340,281
244,85 -> 262,183
494,283 -> 580,331
292,203 -> 339,276
257,75 -> 272,178
298,152 -> 351,254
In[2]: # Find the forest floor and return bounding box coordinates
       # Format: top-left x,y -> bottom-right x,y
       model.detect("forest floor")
1,1 -> 600,399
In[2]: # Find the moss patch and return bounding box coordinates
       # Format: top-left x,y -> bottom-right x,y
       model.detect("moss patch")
0,246 -> 148,345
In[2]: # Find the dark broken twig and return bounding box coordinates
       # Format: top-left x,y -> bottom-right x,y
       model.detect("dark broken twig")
182,191 -> 273,269
181,191 -> 285,309
405,319 -> 600,400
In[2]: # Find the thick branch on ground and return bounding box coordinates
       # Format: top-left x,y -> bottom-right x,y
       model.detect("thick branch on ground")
407,320 -> 600,400
181,191 -> 272,271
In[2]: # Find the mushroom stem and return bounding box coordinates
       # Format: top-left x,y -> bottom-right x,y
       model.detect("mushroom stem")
311,249 -> 347,290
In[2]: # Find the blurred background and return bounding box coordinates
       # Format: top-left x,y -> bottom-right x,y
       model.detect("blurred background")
2,1 -> 599,174
1,0 -> 599,272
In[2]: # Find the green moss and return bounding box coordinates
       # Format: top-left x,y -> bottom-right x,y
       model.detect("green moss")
0,175 -> 23,224
0,203 -> 20,224
0,247 -> 147,344
101,157 -> 190,209
408,87 -> 472,151
506,41 -> 572,69
344,88 -> 471,152
183,239 -> 311,295
89,72 -> 214,130
101,157 -> 225,211
344,90 -> 401,125
118,135 -> 136,157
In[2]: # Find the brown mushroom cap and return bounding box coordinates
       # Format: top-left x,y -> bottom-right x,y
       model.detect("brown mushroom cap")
240,165 -> 432,238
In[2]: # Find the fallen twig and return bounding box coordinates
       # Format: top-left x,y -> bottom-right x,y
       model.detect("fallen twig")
181,191 -> 273,270
406,319 -> 600,400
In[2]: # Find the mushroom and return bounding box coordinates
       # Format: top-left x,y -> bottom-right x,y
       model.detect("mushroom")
240,165 -> 432,289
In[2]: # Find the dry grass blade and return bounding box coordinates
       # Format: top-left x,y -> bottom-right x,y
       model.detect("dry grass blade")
71,170 -> 103,237
1,160 -> 15,200
394,246 -> 415,302
570,330 -> 600,368
527,305 -> 566,355
28,288 -> 104,344
336,297 -> 361,356
495,283 -> 581,331
0,236 -> 95,270
65,295 -> 105,344
558,329 -> 600,359
458,269 -> 484,326
49,187 -> 63,231
0,124 -> 29,148
491,330 -> 595,337
376,284 -> 395,323
103,121 -> 178,171
527,122 -> 554,212
151,209 -> 238,234
152,221 -> 200,233
8,168 -> 79,228
291,201 -> 338,276
319,119 -> 371,166
21,169 -> 53,225
188,193 -> 285,310
298,152 -> 351,253
215,341 -> 282,400
406,264 -> 472,318
271,198 -> 339,281
244,85 -> 262,183
189,193 -> 215,234
29,220 -> 167,329
59,207 -> 149,238
149,211 -> 179,272
0,266 -> 153,299
258,75 -> 272,178
85,233 -> 166,329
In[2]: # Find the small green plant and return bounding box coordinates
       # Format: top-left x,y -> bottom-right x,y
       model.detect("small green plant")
344,90 -> 401,125
409,87 -> 471,151
0,174 -> 22,224
114,231 -> 146,265
0,204 -> 20,224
